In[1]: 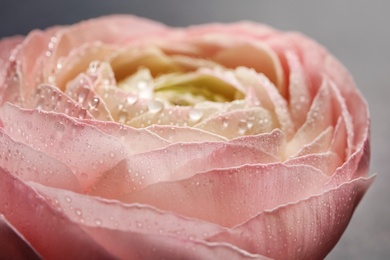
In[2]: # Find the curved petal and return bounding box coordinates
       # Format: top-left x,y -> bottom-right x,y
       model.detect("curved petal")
0,168 -> 115,259
0,104 -> 129,191
24,84 -> 94,119
44,15 -> 170,81
121,164 -> 329,227
0,214 -> 41,259
83,226 -> 265,259
194,108 -> 275,139
31,182 -> 225,241
147,125 -> 227,143
88,141 -> 278,199
0,36 -> 23,83
0,128 -> 81,192
65,73 -> 113,121
229,129 -> 286,160
79,119 -> 170,154
208,176 -> 375,259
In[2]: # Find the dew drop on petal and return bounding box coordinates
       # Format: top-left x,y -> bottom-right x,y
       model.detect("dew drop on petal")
137,80 -> 148,90
65,196 -> 72,203
238,119 -> 247,135
118,111 -> 128,124
75,208 -> 82,216
147,100 -> 163,113
222,118 -> 229,128
189,109 -> 203,122
126,96 -> 138,105
77,87 -> 89,104
88,61 -> 100,74
94,218 -> 102,226
89,97 -> 100,109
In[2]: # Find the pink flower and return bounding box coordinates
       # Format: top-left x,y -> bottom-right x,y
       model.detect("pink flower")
0,15 -> 374,259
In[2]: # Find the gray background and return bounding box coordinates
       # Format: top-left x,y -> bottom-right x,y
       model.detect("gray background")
0,0 -> 388,259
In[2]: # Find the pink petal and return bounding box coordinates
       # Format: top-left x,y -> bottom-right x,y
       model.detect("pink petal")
94,83 -> 150,123
88,141 -> 278,199
28,182 -> 263,259
285,152 -> 343,176
294,126 -> 334,157
286,51 -> 312,128
286,77 -> 334,157
235,68 -> 295,138
329,116 -> 348,161
0,168 -> 115,258
44,15 -> 169,80
326,135 -> 370,188
208,176 -> 375,259
79,120 -> 170,154
121,164 -> 329,227
229,129 -> 286,160
147,125 -> 227,143
65,73 -> 113,121
194,108 -> 275,139
14,30 -> 56,99
24,84 -> 94,119
127,105 -> 193,128
109,46 -> 182,81
0,214 -> 41,259
83,226 -> 264,259
54,43 -> 116,90
0,104 -> 129,191
31,182 -> 224,242
0,129 -> 81,192
0,36 -> 23,77
183,21 -> 275,41
213,42 -> 285,96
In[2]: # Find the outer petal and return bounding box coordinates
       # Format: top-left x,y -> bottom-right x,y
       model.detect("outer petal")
0,104 -> 129,191
0,214 -> 41,259
121,164 -> 329,227
0,36 -> 23,78
28,183 -> 268,259
208,176 -> 374,259
0,128 -> 81,192
88,141 -> 277,199
0,167 -> 115,259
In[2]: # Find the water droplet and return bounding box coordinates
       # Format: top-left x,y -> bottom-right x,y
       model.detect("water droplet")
238,119 -> 247,135
77,87 -> 89,104
247,120 -> 253,129
222,118 -> 229,128
147,100 -> 163,113
48,75 -> 55,83
75,208 -> 82,216
65,196 -> 72,203
126,96 -> 138,105
118,111 -> 128,124
88,61 -> 100,74
189,109 -> 203,122
89,97 -> 100,109
137,80 -> 148,90
94,218 -> 102,226
56,63 -> 63,70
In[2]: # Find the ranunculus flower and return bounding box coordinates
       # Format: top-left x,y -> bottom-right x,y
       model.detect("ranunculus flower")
0,15 -> 374,259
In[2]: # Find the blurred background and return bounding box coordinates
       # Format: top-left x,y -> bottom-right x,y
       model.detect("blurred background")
1,0 -> 388,259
